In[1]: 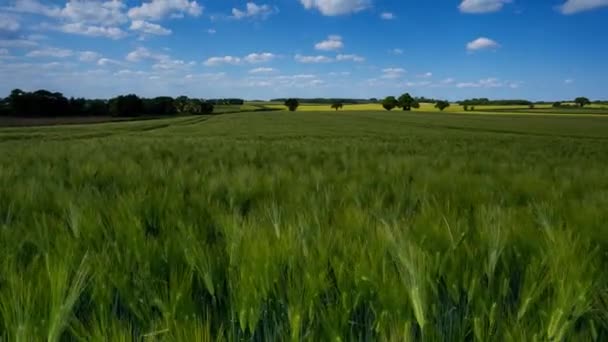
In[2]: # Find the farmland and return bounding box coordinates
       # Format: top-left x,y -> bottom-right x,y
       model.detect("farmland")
1,109 -> 608,340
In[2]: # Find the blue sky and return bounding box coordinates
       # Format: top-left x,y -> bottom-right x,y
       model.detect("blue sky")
0,0 -> 607,100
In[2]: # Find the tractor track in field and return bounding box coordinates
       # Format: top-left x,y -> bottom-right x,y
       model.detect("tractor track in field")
0,115 -> 216,143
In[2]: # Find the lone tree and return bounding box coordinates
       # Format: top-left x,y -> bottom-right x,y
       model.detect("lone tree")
284,98 -> 300,112
382,96 -> 398,111
397,93 -> 420,111
552,101 -> 562,108
435,100 -> 450,111
331,102 -> 343,111
574,97 -> 591,107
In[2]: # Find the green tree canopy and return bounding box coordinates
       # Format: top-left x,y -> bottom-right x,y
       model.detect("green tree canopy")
382,96 -> 398,111
284,98 -> 300,112
435,100 -> 450,111
575,97 -> 591,107
398,93 -> 420,111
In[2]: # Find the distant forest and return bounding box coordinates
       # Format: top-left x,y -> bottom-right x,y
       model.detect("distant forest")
0,89 -> 246,117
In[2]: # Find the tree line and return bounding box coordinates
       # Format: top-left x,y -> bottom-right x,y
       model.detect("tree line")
0,89 -> 250,117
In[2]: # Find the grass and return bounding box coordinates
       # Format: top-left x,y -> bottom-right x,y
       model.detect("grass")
1,110 -> 608,340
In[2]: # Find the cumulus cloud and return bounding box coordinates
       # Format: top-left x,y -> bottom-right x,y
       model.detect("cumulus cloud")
459,0 -> 512,13
295,54 -> 333,63
153,59 -> 194,71
203,52 -> 275,66
10,0 -> 128,25
336,54 -> 364,62
390,48 -> 404,55
315,35 -> 343,51
60,22 -> 127,39
126,47 -> 166,62
380,12 -> 395,20
204,56 -> 242,66
0,14 -> 20,32
7,1 -> 128,39
564,78 -> 574,84
207,29 -> 216,34
243,52 -> 276,63
26,47 -> 73,58
456,78 -> 517,88
249,67 -> 276,74
232,2 -> 276,19
417,72 -> 433,78
128,0 -> 203,21
0,39 -> 38,48
124,47 -> 191,70
130,20 -> 171,35
300,0 -> 370,15
79,50 -> 101,62
559,0 -> 608,14
466,37 -> 500,51
381,68 -> 406,79
97,57 -> 122,66
60,0 -> 127,25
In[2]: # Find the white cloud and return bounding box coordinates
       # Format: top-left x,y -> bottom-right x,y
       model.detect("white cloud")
559,0 -> 608,14
417,72 -> 433,78
381,68 -> 406,79
0,14 -> 20,32
79,50 -> 101,62
466,37 -> 500,51
10,0 -> 127,25
114,69 -> 146,76
130,20 -> 171,35
126,47 -> 168,62
249,67 -> 276,74
390,48 -> 403,55
0,39 -> 38,48
26,47 -> 73,58
128,0 -> 203,21
153,59 -> 194,71
97,57 -> 122,66
9,0 -> 62,17
564,79 -> 574,84
459,0 -> 512,13
7,1 -> 128,39
441,78 -> 455,84
404,81 -> 431,87
203,52 -> 275,66
243,52 -> 276,63
204,56 -> 241,66
380,12 -> 395,20
232,2 -> 276,19
336,54 -> 365,62
276,74 -> 316,80
60,0 -> 127,25
300,0 -> 370,15
315,35 -> 343,51
456,78 -> 507,88
295,54 -> 333,63
60,23 -> 127,39
328,71 -> 351,76
207,28 -> 216,34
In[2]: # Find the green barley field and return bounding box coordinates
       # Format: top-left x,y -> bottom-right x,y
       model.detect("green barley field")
1,110 -> 608,341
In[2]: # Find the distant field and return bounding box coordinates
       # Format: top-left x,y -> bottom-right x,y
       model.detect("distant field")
258,102 -> 608,115
1,110 -> 608,340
